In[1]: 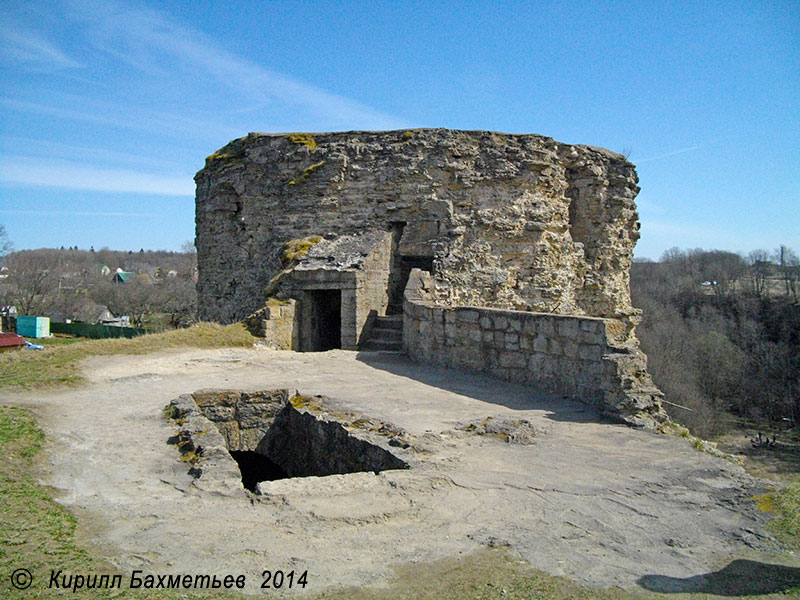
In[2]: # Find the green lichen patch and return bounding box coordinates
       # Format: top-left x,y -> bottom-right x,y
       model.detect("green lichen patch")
281,235 -> 324,266
266,297 -> 290,307
287,133 -> 317,150
288,160 -> 326,185
205,143 -> 245,168
289,394 -> 325,412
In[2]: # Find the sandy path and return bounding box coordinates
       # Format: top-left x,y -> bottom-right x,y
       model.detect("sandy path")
3,346 -> 788,594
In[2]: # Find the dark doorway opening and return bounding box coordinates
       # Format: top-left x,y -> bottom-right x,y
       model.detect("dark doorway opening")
387,255 -> 434,313
308,289 -> 341,350
229,450 -> 288,492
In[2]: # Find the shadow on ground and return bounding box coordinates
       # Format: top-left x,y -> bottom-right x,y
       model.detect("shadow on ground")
638,559 -> 800,595
355,350 -> 611,425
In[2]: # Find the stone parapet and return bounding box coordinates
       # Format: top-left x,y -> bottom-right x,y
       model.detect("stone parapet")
403,270 -> 666,428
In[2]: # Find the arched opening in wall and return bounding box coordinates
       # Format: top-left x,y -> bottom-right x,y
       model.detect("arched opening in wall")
387,221 -> 436,314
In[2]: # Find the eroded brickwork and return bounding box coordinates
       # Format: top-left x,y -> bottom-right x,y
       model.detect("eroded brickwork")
195,129 -> 665,426
195,129 -> 640,330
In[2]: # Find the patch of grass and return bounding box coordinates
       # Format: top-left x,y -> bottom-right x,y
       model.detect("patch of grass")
312,547 -> 800,600
24,335 -> 82,347
0,406 -> 245,599
0,406 -> 90,600
754,483 -> 800,550
0,323 -> 255,390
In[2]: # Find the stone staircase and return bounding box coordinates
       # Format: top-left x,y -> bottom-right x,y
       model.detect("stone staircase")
360,314 -> 403,352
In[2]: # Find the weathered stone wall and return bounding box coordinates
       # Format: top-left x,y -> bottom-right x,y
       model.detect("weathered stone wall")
245,301 -> 297,349
192,389 -> 290,451
168,390 -> 409,491
283,231 -> 392,350
404,270 -> 665,427
195,129 -> 641,328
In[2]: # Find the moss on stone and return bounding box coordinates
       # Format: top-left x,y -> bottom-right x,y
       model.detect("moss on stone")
289,394 -> 324,411
265,297 -> 290,307
281,235 -> 323,266
288,160 -> 326,185
287,133 -> 317,150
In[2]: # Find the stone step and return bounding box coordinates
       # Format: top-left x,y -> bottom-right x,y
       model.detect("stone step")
374,315 -> 403,329
386,303 -> 403,315
361,339 -> 403,352
370,328 -> 402,341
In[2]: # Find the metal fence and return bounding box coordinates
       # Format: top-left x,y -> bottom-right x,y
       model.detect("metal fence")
49,321 -> 148,339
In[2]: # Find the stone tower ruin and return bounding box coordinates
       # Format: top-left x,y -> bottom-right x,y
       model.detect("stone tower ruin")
195,129 -> 666,428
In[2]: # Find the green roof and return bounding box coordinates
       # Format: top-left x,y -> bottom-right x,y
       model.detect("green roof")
113,271 -> 136,283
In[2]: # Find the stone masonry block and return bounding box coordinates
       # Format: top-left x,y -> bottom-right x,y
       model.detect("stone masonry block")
557,318 -> 579,339
579,329 -> 604,346
538,318 -> 555,337
498,351 -> 527,369
522,319 -> 538,337
457,309 -> 480,323
562,340 -> 578,358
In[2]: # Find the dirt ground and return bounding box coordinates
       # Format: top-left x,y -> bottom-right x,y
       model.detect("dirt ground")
3,346 -> 796,595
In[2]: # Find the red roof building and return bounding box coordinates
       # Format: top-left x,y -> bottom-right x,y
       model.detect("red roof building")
0,332 -> 26,352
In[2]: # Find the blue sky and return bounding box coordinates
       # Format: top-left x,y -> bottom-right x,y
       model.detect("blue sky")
0,0 -> 797,259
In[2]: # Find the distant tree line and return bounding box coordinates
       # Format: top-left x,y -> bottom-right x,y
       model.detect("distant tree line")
0,241 -> 197,330
632,246 -> 799,438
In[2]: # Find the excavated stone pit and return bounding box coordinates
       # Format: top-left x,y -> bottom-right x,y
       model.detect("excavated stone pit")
166,389 -> 410,494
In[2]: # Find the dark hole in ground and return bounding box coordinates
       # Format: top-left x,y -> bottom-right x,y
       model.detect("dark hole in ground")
178,390 -> 410,493
229,450 -> 289,492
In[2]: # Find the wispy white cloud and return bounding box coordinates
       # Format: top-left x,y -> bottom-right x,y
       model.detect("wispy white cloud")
65,0 -> 406,130
0,136 -> 185,171
0,97 -> 241,143
0,158 -> 193,196
636,145 -> 702,163
0,25 -> 82,70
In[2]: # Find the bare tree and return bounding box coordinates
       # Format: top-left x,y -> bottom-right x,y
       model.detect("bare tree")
92,276 -> 157,328
0,224 -> 12,258
180,240 -> 198,276
695,250 -> 747,297
774,245 -> 799,302
747,249 -> 771,297
2,251 -> 59,316
158,277 -> 197,327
